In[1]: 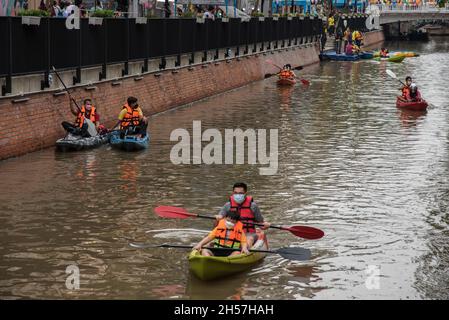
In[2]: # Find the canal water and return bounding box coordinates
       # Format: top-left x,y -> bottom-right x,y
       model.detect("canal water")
1,39 -> 448,300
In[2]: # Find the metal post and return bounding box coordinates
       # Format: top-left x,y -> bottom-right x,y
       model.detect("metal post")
122,17 -> 129,76
202,19 -> 208,62
142,18 -> 149,72
41,17 -> 50,90
176,19 -> 181,66
75,20 -> 81,84
190,20 -> 196,64
100,19 -> 107,80
2,17 -> 12,96
160,19 -> 167,69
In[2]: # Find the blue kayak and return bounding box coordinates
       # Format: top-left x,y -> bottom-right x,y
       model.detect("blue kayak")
110,131 -> 150,151
359,51 -> 374,59
320,51 -> 360,61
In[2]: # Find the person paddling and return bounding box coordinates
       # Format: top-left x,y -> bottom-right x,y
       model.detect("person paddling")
279,64 -> 296,80
193,212 -> 250,257
352,30 -> 363,48
215,182 -> 270,248
400,76 -> 413,99
380,47 -> 389,58
111,96 -> 148,138
61,98 -> 100,137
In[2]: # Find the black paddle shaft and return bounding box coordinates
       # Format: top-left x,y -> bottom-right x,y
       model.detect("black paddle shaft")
197,213 -> 283,230
156,244 -> 311,261
52,66 -> 81,112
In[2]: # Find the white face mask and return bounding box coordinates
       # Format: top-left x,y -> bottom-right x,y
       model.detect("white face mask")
225,220 -> 235,228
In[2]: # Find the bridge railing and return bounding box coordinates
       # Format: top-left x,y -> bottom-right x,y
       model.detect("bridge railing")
368,3 -> 449,14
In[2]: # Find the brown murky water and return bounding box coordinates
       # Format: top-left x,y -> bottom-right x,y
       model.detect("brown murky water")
1,39 -> 449,299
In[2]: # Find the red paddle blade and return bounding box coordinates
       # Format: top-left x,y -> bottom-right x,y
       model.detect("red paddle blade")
285,226 -> 324,240
300,79 -> 310,86
154,206 -> 196,219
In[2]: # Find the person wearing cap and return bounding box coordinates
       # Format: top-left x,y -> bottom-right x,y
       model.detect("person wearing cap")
215,182 -> 270,248
193,212 -> 249,257
111,96 -> 148,137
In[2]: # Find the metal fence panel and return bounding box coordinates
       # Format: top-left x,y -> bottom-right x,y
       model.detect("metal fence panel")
49,18 -> 78,70
230,18 -> 241,47
81,19 -> 104,67
166,19 -> 180,56
148,19 -> 165,58
129,19 -> 147,61
180,19 -> 195,53
0,18 -> 10,76
194,21 -> 207,52
11,18 -> 46,75
107,18 -> 127,63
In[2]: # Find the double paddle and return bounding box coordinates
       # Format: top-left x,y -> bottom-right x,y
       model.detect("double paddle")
386,69 -> 405,86
129,243 -> 311,262
265,60 -> 311,86
154,206 -> 324,240
52,66 -> 97,137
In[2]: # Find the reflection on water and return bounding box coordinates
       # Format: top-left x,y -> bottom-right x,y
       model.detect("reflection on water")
1,39 -> 449,299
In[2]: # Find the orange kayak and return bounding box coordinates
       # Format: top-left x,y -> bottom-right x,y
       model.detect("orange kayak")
396,97 -> 428,111
277,77 -> 296,85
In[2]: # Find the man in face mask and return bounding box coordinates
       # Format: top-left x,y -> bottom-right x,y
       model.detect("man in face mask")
215,182 -> 270,248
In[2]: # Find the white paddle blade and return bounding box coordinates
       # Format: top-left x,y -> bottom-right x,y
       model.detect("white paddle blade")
386,69 -> 397,79
85,119 -> 98,137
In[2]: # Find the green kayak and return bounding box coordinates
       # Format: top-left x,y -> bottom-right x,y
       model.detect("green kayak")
189,232 -> 268,281
374,55 -> 406,63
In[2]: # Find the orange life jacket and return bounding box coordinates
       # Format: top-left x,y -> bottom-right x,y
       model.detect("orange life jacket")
120,104 -> 141,129
75,105 -> 96,128
229,195 -> 256,233
402,86 -> 410,99
280,70 -> 293,79
213,219 -> 244,249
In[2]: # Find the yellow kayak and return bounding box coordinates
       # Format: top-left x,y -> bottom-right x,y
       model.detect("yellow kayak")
374,51 -> 419,58
188,231 -> 268,281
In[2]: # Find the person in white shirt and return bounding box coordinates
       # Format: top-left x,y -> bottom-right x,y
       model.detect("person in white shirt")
64,1 -> 77,17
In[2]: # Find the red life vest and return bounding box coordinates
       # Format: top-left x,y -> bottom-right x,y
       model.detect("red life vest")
229,195 -> 256,233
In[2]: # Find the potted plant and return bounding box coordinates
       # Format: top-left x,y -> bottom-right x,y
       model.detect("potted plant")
18,9 -> 49,26
181,11 -> 195,19
89,9 -> 114,25
196,13 -> 205,23
272,13 -> 279,21
135,16 -> 147,24
251,11 -> 264,21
